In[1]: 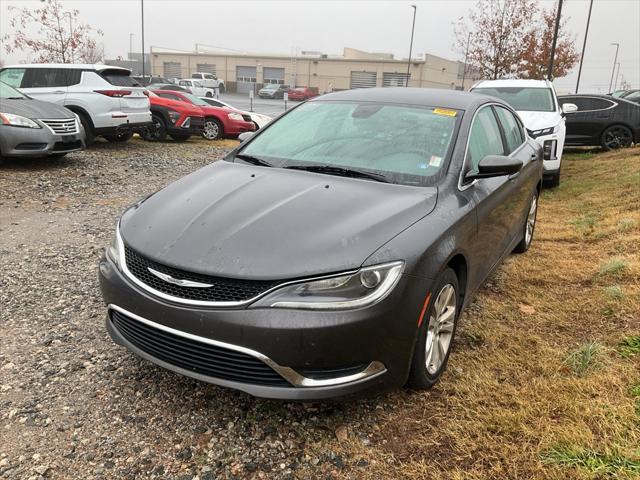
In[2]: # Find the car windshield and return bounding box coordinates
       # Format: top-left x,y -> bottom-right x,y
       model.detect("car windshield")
239,101 -> 460,186
0,81 -> 27,99
475,87 -> 556,112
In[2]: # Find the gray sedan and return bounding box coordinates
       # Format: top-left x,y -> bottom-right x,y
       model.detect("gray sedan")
0,81 -> 85,159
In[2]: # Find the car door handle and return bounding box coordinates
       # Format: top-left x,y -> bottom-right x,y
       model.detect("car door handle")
52,90 -> 66,94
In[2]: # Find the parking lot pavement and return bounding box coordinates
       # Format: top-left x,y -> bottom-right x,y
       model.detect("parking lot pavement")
219,92 -> 302,118
0,137 -> 385,480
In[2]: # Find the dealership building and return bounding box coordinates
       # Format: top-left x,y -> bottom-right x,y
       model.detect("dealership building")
149,46 -> 480,93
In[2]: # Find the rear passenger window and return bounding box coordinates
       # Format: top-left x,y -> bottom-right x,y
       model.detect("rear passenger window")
494,106 -> 524,154
466,107 -> 505,175
0,68 -> 26,88
21,68 -> 71,88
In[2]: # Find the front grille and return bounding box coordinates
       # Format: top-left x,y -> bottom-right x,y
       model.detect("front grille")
40,118 -> 79,135
110,309 -> 290,386
124,245 -> 278,303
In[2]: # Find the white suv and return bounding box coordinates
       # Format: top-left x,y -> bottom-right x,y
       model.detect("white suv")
470,79 -> 576,187
0,64 -> 152,145
191,72 -> 225,93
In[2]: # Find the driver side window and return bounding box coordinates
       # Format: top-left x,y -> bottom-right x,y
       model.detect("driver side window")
466,107 -> 504,175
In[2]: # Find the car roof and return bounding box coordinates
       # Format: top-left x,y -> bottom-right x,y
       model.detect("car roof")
315,87 -> 501,111
2,63 -> 130,73
472,79 -> 552,89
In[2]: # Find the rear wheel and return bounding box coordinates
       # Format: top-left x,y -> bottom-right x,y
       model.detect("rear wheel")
601,125 -> 633,150
141,113 -> 167,141
406,268 -> 460,390
202,118 -> 223,140
169,133 -> 190,142
104,130 -> 133,143
77,113 -> 95,146
513,190 -> 539,253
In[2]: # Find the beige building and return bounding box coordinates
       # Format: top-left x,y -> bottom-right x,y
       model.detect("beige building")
150,46 -> 481,93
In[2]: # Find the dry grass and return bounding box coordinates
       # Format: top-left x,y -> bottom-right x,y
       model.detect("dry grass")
301,147 -> 640,479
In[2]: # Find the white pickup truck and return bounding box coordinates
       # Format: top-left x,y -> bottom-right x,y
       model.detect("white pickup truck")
191,72 -> 225,93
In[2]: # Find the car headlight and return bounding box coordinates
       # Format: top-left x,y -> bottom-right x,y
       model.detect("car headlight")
251,261 -> 404,310
528,126 -> 556,138
106,223 -> 124,269
0,112 -> 41,129
227,112 -> 244,121
167,109 -> 181,124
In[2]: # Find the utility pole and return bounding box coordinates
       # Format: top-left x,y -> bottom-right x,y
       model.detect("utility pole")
461,31 -> 471,90
608,43 -> 620,93
129,33 -> 134,60
141,0 -> 146,79
575,0 -> 593,93
406,5 -> 416,87
547,0 -> 564,80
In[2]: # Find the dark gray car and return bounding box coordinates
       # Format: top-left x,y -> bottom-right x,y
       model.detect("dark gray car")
0,81 -> 85,159
99,88 -> 543,400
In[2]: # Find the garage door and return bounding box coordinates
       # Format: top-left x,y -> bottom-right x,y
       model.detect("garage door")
383,72 -> 409,87
263,67 -> 285,85
197,63 -> 217,76
236,66 -> 257,93
163,62 -> 182,79
350,71 -> 377,89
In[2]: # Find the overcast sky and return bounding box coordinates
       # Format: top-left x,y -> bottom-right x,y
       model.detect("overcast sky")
1,0 -> 638,93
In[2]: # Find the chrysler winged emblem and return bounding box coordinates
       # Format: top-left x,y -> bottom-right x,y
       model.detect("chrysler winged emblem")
147,267 -> 213,288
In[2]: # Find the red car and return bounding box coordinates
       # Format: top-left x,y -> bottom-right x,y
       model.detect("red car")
287,87 -> 318,101
153,90 -> 255,140
142,91 -> 204,142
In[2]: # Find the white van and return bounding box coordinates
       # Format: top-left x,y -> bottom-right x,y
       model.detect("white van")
470,79 -> 576,187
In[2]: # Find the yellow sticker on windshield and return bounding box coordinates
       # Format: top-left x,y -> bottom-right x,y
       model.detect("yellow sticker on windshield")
433,108 -> 457,117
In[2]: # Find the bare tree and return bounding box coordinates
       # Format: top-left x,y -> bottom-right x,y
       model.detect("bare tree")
454,0 -> 538,80
2,0 -> 103,64
519,2 -> 579,79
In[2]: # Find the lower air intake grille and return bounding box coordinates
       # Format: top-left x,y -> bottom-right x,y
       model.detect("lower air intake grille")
110,309 -> 290,386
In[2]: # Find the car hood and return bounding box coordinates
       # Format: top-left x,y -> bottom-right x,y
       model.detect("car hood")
516,110 -> 562,130
120,161 -> 437,280
1,98 -> 75,119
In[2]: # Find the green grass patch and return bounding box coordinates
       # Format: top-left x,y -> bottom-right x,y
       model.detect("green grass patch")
619,336 -> 640,357
618,219 -> 635,233
541,446 -> 640,476
570,213 -> 599,235
564,341 -> 602,377
598,258 -> 627,276
603,285 -> 624,300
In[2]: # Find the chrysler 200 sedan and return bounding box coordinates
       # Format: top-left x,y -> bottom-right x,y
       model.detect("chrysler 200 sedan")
99,88 -> 543,400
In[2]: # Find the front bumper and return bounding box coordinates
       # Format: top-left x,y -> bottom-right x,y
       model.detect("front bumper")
98,256 -> 429,400
0,125 -> 84,158
224,119 -> 256,136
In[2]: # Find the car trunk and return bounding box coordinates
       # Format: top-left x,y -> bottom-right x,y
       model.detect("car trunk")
100,68 -> 149,114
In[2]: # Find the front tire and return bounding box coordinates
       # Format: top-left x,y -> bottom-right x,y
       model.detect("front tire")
218,84 -> 225,94
513,190 -> 539,253
77,113 -> 95,147
544,168 -> 561,188
202,118 -> 223,140
601,124 -> 633,150
205,91 -> 213,98
406,268 -> 460,390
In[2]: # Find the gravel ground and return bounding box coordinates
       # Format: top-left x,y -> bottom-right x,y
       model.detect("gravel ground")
0,138 -> 388,480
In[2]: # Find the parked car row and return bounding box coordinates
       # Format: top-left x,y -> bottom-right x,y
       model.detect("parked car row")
257,83 -> 319,100
0,63 -> 274,160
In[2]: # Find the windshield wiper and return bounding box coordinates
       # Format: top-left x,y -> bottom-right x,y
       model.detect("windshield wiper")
235,154 -> 273,167
284,164 -> 389,183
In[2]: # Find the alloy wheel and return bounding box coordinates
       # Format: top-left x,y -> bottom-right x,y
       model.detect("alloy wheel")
424,283 -> 457,374
203,120 -> 219,140
603,126 -> 633,149
525,194 -> 538,246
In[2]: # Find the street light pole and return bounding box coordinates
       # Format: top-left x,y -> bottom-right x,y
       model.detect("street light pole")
613,62 -> 621,91
547,0 -> 564,80
461,31 -> 471,90
129,33 -> 134,60
575,0 -> 593,93
406,5 -> 417,87
141,0 -> 146,79
608,43 -> 620,93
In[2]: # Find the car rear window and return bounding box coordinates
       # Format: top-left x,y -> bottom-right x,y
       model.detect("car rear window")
101,69 -> 141,87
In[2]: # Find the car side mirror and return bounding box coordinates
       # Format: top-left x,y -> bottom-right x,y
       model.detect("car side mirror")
465,155 -> 523,181
562,103 -> 578,114
238,132 -> 255,143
